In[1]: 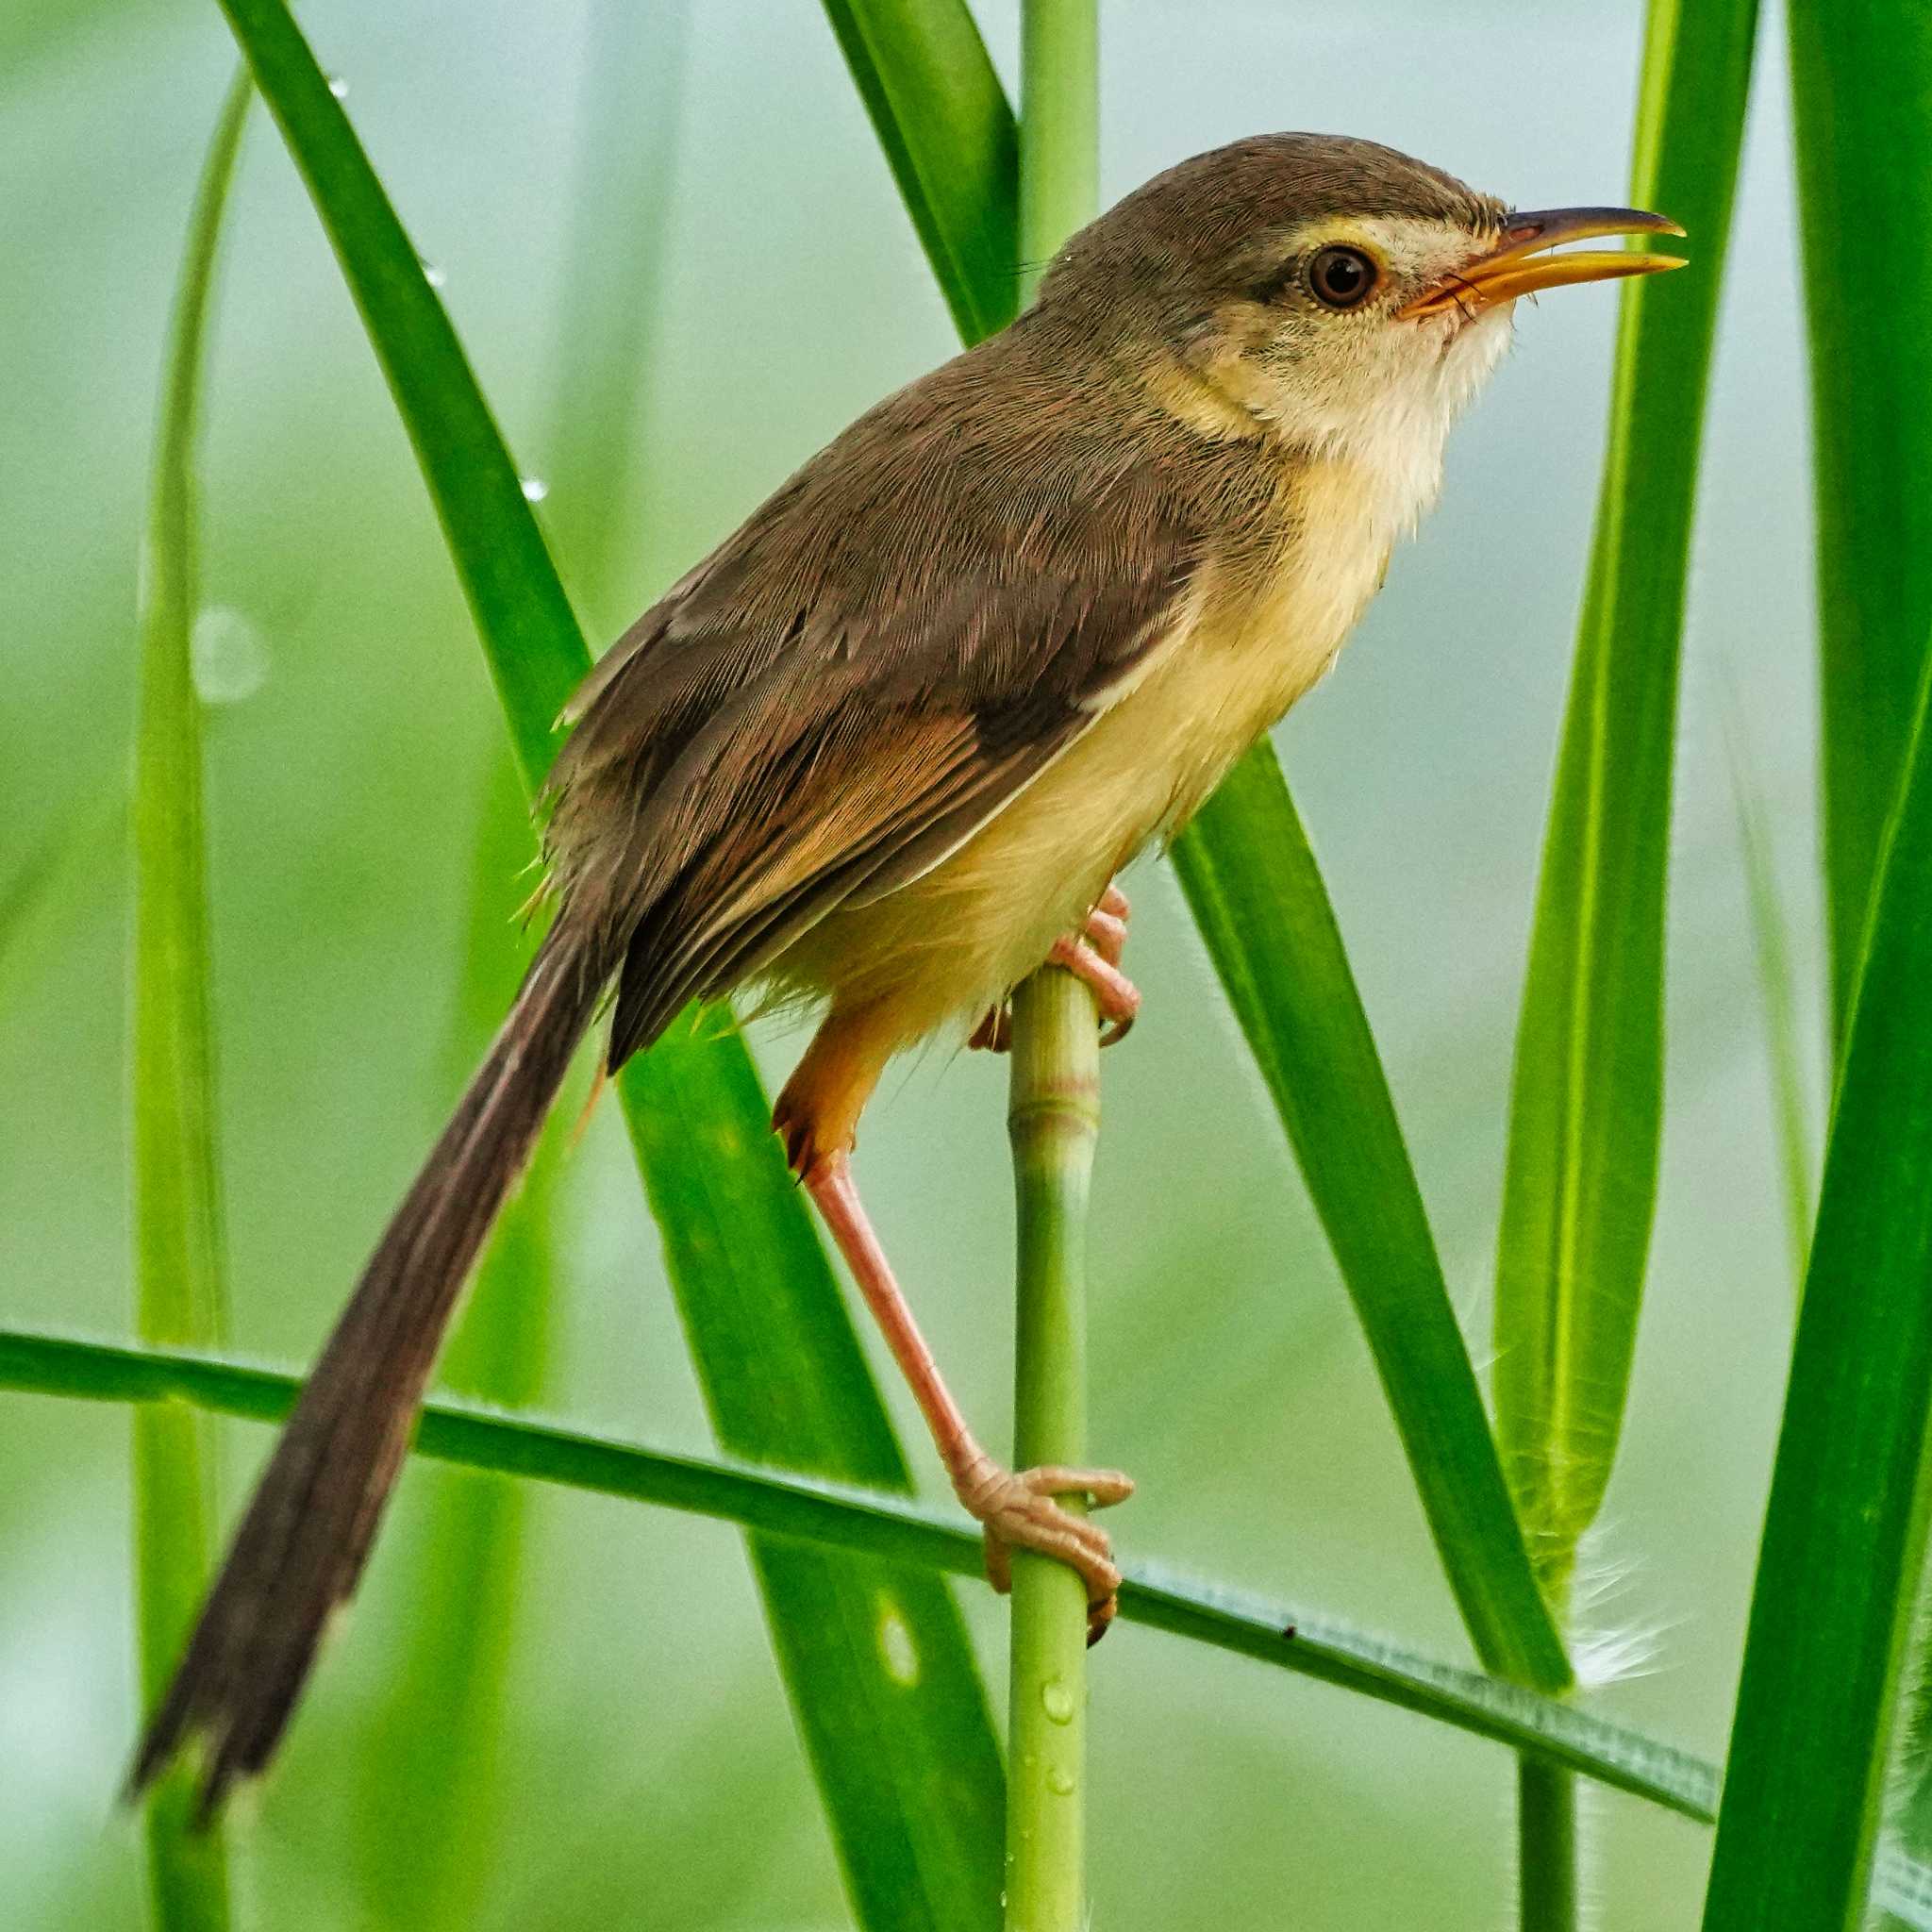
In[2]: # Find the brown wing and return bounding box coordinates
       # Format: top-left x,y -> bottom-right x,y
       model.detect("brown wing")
541,322 -> 1243,1066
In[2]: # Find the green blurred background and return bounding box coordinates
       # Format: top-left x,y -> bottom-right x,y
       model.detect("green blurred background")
1,1 -> 1817,1924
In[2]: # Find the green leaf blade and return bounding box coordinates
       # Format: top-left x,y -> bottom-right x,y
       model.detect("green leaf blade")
1172,746 -> 1570,1695
129,64 -> 253,1931
1702,662 -> 1932,1928
624,1017 -> 1005,1924
213,0 -> 583,783
1492,0 -> 1760,1594
1789,3 -> 1932,1033
29,1311 -> 1932,1929
205,1 -> 1006,1917
820,0 -> 1019,343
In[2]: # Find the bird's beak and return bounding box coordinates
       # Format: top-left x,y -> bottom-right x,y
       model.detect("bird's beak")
1399,206 -> 1687,319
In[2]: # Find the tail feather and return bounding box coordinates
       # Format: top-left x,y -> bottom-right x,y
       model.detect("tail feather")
129,914 -> 613,1818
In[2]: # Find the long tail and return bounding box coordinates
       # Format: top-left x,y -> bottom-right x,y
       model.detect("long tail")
129,912 -> 614,1819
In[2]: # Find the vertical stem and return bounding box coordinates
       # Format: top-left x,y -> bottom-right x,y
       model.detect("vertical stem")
1519,1756 -> 1580,1931
1517,1561 -> 1578,1932
1005,972 -> 1101,1932
1006,9 -> 1099,1930
1017,0 -> 1098,302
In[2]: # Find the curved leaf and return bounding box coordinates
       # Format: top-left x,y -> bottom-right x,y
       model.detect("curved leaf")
820,0 -> 1018,342
15,1316 -> 1932,1929
1491,0 -> 1760,1600
129,65 -> 252,1932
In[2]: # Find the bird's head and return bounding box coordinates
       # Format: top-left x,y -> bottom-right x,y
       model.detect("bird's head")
1037,133 -> 1684,474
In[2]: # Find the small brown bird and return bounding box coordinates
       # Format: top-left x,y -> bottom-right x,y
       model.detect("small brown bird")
132,132 -> 1682,1812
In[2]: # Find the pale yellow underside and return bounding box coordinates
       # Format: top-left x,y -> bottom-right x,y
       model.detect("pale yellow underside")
767,453 -> 1394,1053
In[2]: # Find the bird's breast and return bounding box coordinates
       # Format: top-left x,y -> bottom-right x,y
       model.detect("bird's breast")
763,455 -> 1398,1044
1100,454 -> 1399,834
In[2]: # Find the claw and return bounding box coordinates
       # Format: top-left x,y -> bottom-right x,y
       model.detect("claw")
957,1458 -> 1135,1641
1048,938 -> 1140,1045
970,882 -> 1139,1053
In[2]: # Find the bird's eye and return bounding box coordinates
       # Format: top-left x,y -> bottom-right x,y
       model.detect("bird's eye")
1307,245 -> 1379,310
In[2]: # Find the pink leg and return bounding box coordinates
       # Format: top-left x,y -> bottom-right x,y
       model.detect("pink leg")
971,882 -> 1141,1053
804,1152 -> 1133,1640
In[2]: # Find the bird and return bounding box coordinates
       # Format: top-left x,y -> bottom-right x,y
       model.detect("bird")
129,130 -> 1683,1816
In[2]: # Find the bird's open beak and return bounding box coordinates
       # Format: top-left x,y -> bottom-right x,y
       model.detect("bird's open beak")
1399,206 -> 1687,319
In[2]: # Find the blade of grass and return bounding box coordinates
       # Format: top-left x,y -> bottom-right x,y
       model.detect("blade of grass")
1493,0 -> 1757,1611
1792,20 -> 1932,1908
1719,703 -> 1815,1287
1701,657 -> 1932,1928
819,0 -> 1018,344
1172,749 -> 1570,1692
0,1328 -> 1688,1804
622,1013 -> 1005,1926
128,66 -> 251,1932
1491,2 -> 1757,1914
1000,13 -> 1102,1931
1789,3 -> 1932,1040
543,0 -> 692,632
21,1316 -> 1932,1925
205,4 -> 1004,1919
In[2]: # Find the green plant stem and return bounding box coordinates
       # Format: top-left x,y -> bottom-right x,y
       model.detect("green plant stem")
1519,1757 -> 1580,1932
1005,971 -> 1101,1932
1016,0 -> 1097,302
130,65 -> 251,1932
1003,8 -> 1100,1928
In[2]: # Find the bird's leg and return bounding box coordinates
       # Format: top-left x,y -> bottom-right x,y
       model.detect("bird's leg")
774,1008 -> 1133,1640
971,882 -> 1140,1053
804,1152 -> 1132,1639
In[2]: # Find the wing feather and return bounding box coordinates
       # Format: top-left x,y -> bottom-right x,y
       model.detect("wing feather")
541,321 -> 1260,1064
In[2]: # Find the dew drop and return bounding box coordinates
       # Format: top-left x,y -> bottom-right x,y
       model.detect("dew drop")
520,476 -> 549,503
326,75 -> 349,99
1040,1680 -> 1074,1725
192,607 -> 269,705
1047,1767 -> 1075,1797
421,259 -> 447,290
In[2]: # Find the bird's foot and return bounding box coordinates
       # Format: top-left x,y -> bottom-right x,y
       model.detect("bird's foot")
970,884 -> 1139,1052
953,1451 -> 1135,1643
